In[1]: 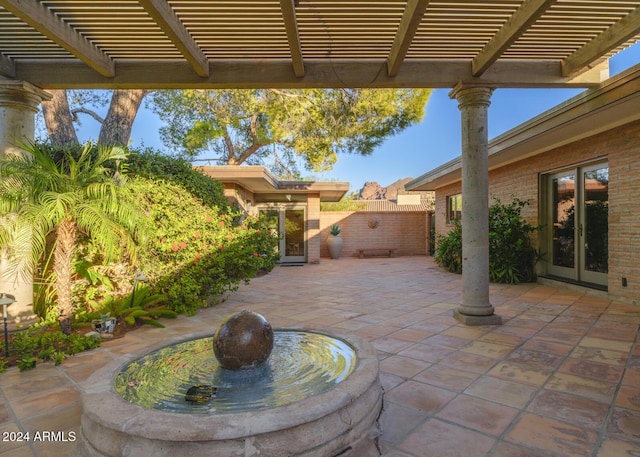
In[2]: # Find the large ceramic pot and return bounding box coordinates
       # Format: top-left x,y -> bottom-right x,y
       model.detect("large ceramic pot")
327,235 -> 343,259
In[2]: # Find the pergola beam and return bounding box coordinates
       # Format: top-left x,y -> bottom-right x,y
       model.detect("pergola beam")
472,0 -> 556,77
0,54 -> 15,78
138,0 -> 209,77
562,5 -> 640,77
387,0 -> 430,77
0,0 -> 114,77
14,59 -> 603,90
280,0 -> 304,77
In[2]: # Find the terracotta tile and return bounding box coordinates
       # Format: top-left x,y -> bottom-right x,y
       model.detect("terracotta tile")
20,402 -> 82,437
488,361 -> 553,387
387,327 -> 435,343
506,413 -> 598,457
578,336 -> 634,353
436,394 -> 519,436
413,365 -> 480,392
559,357 -> 624,383
528,390 -> 609,430
9,386 -> 80,419
465,376 -> 537,408
377,401 -> 427,446
421,334 -> 469,349
379,355 -> 430,379
595,438 -> 640,457
479,330 -> 527,346
1,375 -> 70,402
570,346 -> 627,367
397,342 -> 454,363
460,340 -> 514,359
616,385 -> 640,411
398,419 -> 495,457
371,337 -> 413,354
441,326 -> 490,340
535,330 -> 583,345
607,407 -> 640,441
623,368 -> 640,388
546,372 -> 617,403
379,371 -> 405,392
385,380 -> 456,414
437,351 -> 497,374
521,338 -> 574,356
505,348 -> 563,370
490,442 -> 551,457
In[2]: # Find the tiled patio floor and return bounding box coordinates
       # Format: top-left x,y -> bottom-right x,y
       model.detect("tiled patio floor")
1,256 -> 639,457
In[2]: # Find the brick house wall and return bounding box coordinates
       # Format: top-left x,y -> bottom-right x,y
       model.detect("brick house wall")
319,212 -> 428,258
432,118 -> 640,304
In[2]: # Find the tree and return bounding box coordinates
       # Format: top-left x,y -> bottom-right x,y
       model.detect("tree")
41,89 -> 149,147
149,88 -> 431,175
0,142 -> 142,333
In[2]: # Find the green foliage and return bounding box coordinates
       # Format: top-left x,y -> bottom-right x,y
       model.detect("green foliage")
149,88 -> 431,173
82,284 -> 177,328
329,224 -> 341,236
3,328 -> 101,371
128,177 -> 279,315
434,219 -> 463,274
321,200 -> 368,211
127,149 -> 229,210
0,141 -> 145,333
0,358 -> 7,373
434,197 -> 540,283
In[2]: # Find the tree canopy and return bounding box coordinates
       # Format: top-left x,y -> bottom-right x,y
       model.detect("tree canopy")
150,88 -> 431,176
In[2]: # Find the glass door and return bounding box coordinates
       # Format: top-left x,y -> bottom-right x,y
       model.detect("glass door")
259,206 -> 306,263
545,162 -> 608,287
580,164 -> 608,285
548,171 -> 576,279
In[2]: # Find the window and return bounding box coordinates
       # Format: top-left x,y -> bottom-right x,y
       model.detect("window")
447,194 -> 462,223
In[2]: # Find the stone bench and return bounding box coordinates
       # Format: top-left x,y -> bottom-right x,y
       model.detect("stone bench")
356,248 -> 397,258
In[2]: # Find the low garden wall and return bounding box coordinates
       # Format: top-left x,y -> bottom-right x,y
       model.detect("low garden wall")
319,211 -> 429,258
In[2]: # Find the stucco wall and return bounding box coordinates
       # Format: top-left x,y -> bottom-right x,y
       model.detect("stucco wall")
433,118 -> 640,304
319,212 -> 428,258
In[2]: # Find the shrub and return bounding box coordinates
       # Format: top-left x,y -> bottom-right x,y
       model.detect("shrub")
434,197 -> 539,283
128,177 -> 279,314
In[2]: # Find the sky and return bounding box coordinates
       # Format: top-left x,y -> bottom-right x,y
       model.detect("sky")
73,43 -> 640,193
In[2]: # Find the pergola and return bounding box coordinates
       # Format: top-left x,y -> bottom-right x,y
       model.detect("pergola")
1,1 -> 640,323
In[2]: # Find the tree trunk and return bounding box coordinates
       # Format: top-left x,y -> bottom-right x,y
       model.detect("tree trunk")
98,89 -> 149,146
41,90 -> 79,147
54,217 -> 76,335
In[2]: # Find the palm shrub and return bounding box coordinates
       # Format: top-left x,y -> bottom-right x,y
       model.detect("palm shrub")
434,197 -> 539,283
0,141 -> 144,334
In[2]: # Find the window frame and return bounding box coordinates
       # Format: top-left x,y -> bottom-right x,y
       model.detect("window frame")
447,193 -> 462,223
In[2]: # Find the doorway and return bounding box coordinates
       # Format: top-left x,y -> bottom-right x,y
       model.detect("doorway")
544,162 -> 608,287
259,206 -> 306,263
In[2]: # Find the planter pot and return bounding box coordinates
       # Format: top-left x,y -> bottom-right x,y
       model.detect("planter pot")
327,235 -> 343,259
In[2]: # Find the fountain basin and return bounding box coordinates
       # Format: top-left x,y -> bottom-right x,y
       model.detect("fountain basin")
78,329 -> 382,457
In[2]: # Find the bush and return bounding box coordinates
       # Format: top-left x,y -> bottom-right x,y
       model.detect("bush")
127,148 -> 229,210
434,197 -> 539,283
129,177 -> 279,314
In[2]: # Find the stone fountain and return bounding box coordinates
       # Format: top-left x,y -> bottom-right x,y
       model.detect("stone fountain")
78,311 -> 382,456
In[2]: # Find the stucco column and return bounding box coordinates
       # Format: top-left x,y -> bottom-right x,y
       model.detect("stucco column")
0,80 -> 51,325
449,84 -> 501,325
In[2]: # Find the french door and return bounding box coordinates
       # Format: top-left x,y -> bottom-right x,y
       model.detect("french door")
259,206 -> 306,263
546,162 -> 608,286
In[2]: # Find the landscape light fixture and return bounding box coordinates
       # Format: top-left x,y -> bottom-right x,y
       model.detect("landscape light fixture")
0,293 -> 16,357
130,271 -> 149,308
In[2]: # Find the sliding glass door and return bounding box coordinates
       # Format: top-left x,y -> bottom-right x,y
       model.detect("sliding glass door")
259,206 -> 306,263
545,162 -> 608,286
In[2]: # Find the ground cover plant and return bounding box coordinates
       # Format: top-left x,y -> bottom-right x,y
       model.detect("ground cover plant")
435,197 -> 540,283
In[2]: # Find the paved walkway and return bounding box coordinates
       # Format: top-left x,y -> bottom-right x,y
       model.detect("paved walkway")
1,257 -> 639,457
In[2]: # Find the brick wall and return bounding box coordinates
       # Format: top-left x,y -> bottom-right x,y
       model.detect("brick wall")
319,212 -> 428,258
433,118 -> 640,304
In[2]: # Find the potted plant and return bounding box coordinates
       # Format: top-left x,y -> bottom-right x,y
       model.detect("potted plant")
327,224 -> 343,259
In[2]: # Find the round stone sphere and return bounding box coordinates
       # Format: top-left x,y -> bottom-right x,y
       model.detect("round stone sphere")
213,311 -> 274,370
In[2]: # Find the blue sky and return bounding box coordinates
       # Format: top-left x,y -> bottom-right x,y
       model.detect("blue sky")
79,43 -> 640,193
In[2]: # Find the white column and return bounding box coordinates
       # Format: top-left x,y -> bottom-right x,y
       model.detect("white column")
0,80 -> 51,325
449,84 -> 501,326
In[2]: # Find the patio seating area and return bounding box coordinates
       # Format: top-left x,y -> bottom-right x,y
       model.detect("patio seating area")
1,256 -> 639,457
